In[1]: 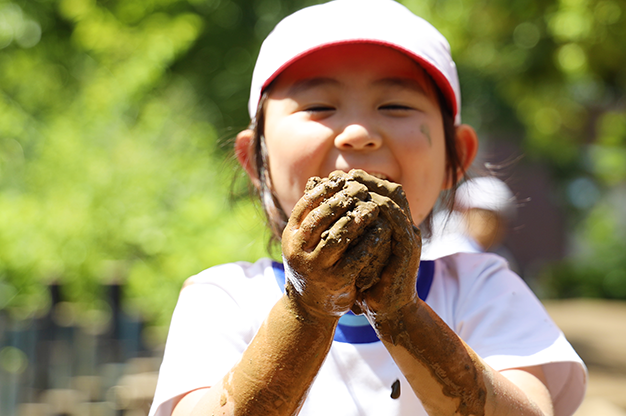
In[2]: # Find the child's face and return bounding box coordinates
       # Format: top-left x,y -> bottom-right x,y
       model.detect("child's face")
262,44 -> 450,225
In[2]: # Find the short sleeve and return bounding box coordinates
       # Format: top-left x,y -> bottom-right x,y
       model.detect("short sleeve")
438,253 -> 587,416
148,260 -> 280,416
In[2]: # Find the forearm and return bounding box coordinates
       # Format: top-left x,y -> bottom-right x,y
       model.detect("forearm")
372,300 -> 551,416
182,294 -> 338,416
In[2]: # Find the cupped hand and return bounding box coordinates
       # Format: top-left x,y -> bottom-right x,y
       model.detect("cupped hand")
282,171 -> 390,318
348,170 -> 422,319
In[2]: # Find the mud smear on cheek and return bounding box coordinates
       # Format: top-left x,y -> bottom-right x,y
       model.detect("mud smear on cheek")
420,124 -> 432,146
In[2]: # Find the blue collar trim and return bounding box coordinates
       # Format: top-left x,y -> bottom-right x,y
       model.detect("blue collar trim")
271,260 -> 435,344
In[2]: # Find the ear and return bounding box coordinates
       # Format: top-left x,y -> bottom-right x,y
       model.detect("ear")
444,124 -> 479,189
235,129 -> 261,188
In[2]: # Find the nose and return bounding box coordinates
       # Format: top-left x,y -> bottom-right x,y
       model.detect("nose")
334,124 -> 382,150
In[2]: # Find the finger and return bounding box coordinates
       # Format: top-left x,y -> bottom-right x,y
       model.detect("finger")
374,252 -> 420,307
348,218 -> 393,292
412,224 -> 422,243
298,180 -> 371,250
348,169 -> 413,219
370,194 -> 421,286
332,217 -> 390,288
350,302 -> 365,315
314,200 -> 380,264
369,193 -> 416,251
303,170 -> 351,192
288,173 -> 348,226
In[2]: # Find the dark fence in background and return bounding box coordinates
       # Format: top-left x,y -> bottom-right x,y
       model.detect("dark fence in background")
0,283 -> 162,416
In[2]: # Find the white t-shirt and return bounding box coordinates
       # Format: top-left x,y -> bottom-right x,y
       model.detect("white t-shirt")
149,253 -> 586,416
421,211 -> 481,260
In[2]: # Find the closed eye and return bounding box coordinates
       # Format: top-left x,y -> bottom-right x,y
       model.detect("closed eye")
379,104 -> 414,111
305,105 -> 335,113
303,105 -> 336,120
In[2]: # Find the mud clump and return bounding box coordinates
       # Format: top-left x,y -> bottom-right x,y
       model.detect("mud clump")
305,170 -> 400,292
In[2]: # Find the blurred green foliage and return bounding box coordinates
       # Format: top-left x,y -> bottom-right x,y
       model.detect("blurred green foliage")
0,0 -> 275,329
0,0 -> 625,338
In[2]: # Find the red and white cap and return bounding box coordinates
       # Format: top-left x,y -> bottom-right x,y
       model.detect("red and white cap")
248,0 -> 462,125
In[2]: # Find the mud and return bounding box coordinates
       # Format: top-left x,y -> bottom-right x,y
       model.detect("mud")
222,296 -> 338,415
353,216 -> 392,291
304,170 -> 398,291
375,303 -> 487,416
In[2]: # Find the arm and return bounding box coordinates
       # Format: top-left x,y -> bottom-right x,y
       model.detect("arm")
374,300 -> 553,416
350,171 -> 554,416
173,294 -> 338,416
174,172 -> 387,416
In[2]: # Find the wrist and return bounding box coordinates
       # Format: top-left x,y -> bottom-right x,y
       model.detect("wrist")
283,287 -> 341,330
366,297 -> 419,345
283,257 -> 354,318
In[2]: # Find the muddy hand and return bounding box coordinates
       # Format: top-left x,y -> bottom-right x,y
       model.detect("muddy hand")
352,217 -> 392,292
349,169 -> 422,318
348,215 -> 393,316
282,171 -> 386,318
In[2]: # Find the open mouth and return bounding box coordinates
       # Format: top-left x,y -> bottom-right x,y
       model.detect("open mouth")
368,172 -> 390,181
340,168 -> 395,183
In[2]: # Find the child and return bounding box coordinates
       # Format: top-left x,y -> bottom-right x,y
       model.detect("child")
422,176 -> 520,275
149,1 -> 586,415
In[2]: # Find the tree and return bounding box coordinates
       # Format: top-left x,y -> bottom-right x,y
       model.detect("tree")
1,0 -> 624,342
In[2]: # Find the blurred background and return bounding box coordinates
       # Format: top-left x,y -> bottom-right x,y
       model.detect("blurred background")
0,0 -> 624,415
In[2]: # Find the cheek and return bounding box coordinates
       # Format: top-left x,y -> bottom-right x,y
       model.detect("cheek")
264,114 -> 323,169
265,151 -> 300,215
401,144 -> 448,223
405,175 -> 445,225
263,136 -> 323,215
264,119 -> 335,206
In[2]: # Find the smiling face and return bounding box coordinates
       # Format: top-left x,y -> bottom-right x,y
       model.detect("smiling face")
260,43 -> 450,225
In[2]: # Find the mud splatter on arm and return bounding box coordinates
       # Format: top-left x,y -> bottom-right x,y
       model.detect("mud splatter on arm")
349,169 -> 552,416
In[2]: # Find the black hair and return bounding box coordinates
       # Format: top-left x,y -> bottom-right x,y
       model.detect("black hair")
248,90 -> 289,243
